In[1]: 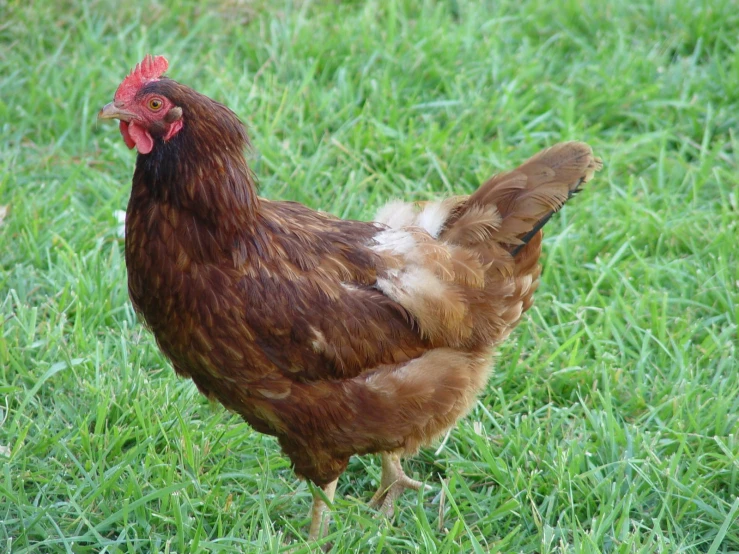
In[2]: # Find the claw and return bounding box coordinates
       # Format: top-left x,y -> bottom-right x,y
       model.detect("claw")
368,452 -> 430,517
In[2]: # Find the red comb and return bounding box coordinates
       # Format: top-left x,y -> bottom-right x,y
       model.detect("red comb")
114,54 -> 169,103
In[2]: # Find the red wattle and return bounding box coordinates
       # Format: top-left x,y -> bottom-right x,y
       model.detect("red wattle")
119,121 -> 154,154
128,123 -> 154,154
119,121 -> 136,149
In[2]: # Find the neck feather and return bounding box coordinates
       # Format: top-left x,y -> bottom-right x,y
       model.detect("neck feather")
131,79 -> 259,229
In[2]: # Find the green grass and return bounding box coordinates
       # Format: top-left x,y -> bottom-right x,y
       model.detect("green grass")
1,0 -> 738,552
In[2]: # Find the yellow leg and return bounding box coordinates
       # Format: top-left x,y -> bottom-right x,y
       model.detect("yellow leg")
368,452 -> 429,518
308,479 -> 338,541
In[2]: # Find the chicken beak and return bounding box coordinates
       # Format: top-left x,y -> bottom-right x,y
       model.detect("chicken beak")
98,102 -> 136,122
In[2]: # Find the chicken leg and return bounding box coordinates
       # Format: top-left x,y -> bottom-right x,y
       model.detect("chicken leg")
308,479 -> 338,541
368,452 -> 430,517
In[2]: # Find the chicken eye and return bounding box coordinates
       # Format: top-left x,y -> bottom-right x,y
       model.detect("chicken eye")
148,98 -> 164,111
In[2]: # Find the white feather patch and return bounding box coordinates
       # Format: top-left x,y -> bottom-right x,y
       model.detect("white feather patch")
376,267 -> 445,304
399,267 -> 446,298
416,200 -> 453,238
372,229 -> 418,256
374,200 -> 417,229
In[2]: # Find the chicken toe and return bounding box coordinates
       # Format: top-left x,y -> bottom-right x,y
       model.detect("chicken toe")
368,452 -> 430,518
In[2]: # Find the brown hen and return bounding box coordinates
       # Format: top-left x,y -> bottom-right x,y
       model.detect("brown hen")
99,55 -> 602,539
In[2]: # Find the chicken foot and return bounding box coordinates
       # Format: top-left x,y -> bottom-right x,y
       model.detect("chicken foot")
308,479 -> 338,541
368,452 -> 430,517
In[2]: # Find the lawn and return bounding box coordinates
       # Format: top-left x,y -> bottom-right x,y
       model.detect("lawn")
1,0 -> 738,552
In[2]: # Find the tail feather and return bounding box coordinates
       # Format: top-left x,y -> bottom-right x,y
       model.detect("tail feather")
443,142 -> 602,255
440,204 -> 501,246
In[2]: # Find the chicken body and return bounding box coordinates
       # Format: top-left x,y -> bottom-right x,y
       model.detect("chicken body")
101,55 -> 601,538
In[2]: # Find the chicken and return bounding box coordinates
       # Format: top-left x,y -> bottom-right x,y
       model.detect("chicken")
99,55 -> 602,540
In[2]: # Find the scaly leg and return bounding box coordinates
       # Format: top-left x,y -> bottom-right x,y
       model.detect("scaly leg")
308,479 -> 338,541
368,452 -> 429,517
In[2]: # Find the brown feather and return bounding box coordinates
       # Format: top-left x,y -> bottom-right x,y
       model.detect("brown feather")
441,204 -> 502,246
